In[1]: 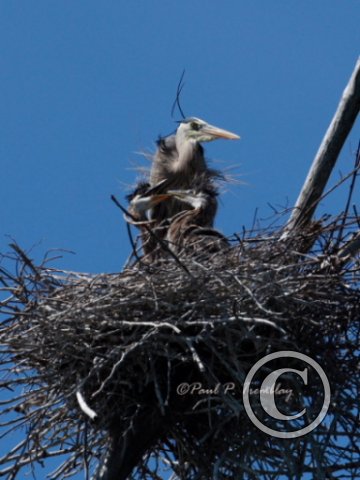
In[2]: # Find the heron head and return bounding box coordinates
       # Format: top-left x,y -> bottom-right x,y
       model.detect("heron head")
127,179 -> 174,213
177,117 -> 240,143
125,191 -> 171,225
129,193 -> 171,215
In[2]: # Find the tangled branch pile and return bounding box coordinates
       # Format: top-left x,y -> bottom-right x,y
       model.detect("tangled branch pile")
0,211 -> 359,479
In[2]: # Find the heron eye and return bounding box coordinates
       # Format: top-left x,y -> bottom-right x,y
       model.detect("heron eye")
191,122 -> 200,131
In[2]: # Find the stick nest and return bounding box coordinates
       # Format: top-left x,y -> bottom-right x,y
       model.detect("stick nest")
0,217 -> 360,479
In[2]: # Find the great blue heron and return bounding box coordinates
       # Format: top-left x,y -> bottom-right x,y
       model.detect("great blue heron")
150,117 -> 239,222
161,183 -> 229,255
125,117 -> 238,257
126,173 -> 228,256
125,180 -> 170,257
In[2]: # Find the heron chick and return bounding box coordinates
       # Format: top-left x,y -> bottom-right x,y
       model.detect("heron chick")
126,179 -> 173,224
151,117 -> 239,186
150,117 -> 239,223
125,181 -> 170,257
163,186 -> 230,255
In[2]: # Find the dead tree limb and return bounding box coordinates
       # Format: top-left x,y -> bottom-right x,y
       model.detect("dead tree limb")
97,409 -> 165,480
282,57 -> 360,238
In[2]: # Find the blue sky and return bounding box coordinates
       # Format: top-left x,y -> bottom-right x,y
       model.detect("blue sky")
0,1 -> 359,478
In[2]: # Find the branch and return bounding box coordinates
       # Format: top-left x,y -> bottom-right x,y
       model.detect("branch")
111,194 -> 192,275
334,140 -> 360,248
338,231 -> 360,263
96,409 -> 165,480
282,57 -> 360,238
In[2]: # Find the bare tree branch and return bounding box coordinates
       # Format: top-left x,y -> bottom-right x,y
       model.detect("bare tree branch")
282,57 -> 360,238
338,231 -> 360,263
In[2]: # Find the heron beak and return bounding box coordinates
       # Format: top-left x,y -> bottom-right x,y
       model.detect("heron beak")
129,193 -> 170,215
162,190 -> 191,201
201,123 -> 240,140
148,194 -> 172,206
144,178 -> 174,196
123,213 -> 156,226
165,189 -> 189,196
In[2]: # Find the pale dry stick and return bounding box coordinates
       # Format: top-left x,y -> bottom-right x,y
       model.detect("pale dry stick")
0,448 -> 78,476
318,228 -> 360,270
282,57 -> 360,239
91,328 -> 159,399
114,320 -> 181,332
76,391 -> 97,420
149,355 -> 166,415
231,275 -> 282,317
184,338 -> 205,372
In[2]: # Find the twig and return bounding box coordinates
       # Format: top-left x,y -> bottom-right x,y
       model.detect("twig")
171,69 -> 186,120
335,140 -> 360,249
9,243 -> 40,278
76,391 -> 97,420
111,195 -> 192,276
337,231 -> 360,264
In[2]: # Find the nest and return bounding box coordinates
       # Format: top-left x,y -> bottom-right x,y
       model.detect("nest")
1,212 -> 360,480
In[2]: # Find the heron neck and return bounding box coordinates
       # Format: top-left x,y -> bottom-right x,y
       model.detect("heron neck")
173,208 -> 204,229
174,138 -> 197,173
